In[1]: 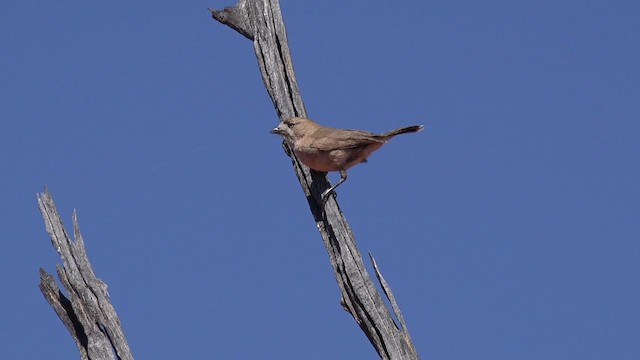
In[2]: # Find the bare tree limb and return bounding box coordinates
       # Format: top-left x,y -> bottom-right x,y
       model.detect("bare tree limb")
210,1 -> 420,358
38,188 -> 133,360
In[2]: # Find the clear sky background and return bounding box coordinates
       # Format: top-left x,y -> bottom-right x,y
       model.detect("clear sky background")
1,1 -> 638,359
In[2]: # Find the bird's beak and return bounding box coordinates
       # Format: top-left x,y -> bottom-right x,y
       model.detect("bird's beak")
270,126 -> 283,135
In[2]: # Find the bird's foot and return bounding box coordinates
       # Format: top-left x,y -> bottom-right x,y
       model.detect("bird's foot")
320,189 -> 336,204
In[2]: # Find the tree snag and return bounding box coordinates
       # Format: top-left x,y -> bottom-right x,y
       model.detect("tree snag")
210,1 -> 420,359
38,189 -> 133,360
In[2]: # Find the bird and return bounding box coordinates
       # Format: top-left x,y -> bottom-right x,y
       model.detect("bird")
270,117 -> 423,202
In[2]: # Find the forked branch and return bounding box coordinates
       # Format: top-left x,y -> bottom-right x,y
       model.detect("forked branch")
38,189 -> 133,360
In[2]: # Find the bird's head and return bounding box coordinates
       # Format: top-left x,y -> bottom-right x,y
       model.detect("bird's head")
270,117 -> 319,141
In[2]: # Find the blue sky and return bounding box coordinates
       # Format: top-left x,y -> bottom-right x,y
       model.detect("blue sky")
2,1 -> 638,359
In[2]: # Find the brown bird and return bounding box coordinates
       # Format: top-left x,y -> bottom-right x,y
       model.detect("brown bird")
271,117 -> 423,201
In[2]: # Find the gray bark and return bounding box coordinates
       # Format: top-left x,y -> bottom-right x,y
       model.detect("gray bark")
210,1 -> 420,359
38,189 -> 133,360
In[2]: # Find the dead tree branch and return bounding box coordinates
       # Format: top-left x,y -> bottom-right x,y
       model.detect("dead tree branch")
210,1 -> 420,358
38,188 -> 133,360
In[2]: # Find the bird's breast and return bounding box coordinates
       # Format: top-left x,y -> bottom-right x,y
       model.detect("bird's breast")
294,147 -> 339,172
293,143 -> 384,172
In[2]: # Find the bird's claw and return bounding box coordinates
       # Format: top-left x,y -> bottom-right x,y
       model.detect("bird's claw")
320,189 -> 336,204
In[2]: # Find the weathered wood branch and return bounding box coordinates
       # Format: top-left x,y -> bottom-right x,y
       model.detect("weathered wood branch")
210,1 -> 420,359
38,188 -> 133,360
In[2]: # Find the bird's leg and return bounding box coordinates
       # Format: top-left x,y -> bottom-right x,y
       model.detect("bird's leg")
321,170 -> 348,203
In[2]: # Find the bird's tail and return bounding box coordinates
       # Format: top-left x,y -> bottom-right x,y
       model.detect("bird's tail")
382,125 -> 424,138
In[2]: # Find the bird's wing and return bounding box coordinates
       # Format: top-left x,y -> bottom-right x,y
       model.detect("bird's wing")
307,128 -> 384,151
